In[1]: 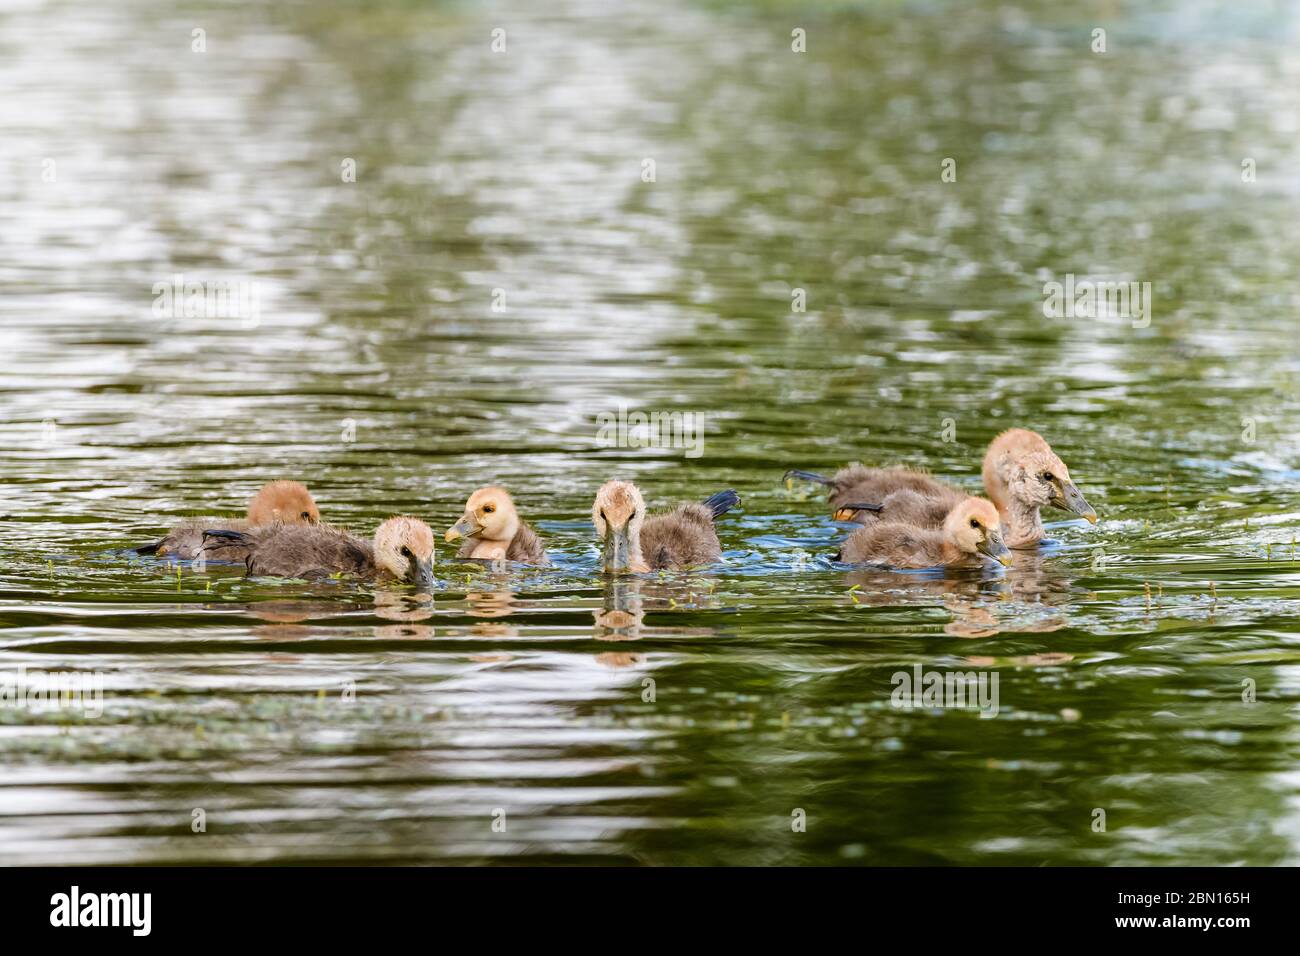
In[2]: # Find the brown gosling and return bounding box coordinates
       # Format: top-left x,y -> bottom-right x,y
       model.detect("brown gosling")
592,480 -> 740,573
444,486 -> 547,564
202,515 -> 436,590
981,428 -> 1096,547
836,497 -> 1011,570
137,480 -> 320,560
786,428 -> 1096,549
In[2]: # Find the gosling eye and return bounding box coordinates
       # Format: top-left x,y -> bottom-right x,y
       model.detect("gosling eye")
482,504 -> 496,514
969,519 -> 980,529
1041,472 -> 1055,482
400,546 -> 413,559
300,511 -> 312,521
599,509 -> 607,522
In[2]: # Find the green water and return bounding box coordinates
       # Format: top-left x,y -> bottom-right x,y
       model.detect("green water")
1,0 -> 1298,865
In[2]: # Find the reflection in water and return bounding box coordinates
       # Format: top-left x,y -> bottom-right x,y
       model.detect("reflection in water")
373,591 -> 436,639
373,591 -> 435,624
250,600 -> 336,625
375,623 -> 435,640
843,550 -> 1078,636
594,577 -> 645,641
593,575 -> 722,641
965,652 -> 1076,668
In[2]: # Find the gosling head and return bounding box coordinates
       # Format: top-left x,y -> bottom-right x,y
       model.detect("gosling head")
1006,448 -> 1096,524
592,480 -> 649,574
246,480 -> 320,527
446,486 -> 520,545
944,498 -> 1012,566
373,516 -> 436,591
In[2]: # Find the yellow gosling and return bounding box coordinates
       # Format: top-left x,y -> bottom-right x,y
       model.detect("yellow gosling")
592,480 -> 739,573
444,486 -> 547,565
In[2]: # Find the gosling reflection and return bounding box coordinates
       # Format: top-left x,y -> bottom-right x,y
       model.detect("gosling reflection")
843,568 -> 1002,607
372,591 -> 435,638
998,548 -> 1079,606
254,593 -> 437,639
594,576 -> 646,642
249,599 -> 334,625
373,590 -> 434,623
467,621 -> 519,639
212,594 -> 439,643
595,650 -> 644,668
592,576 -> 718,650
465,589 -> 517,619
456,589 -> 522,637
845,552 -> 1078,637
940,597 -> 1064,639
963,651 -> 1076,667
245,598 -> 339,641
374,622 -> 435,639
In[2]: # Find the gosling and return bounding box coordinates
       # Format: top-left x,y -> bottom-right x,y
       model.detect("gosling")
836,497 -> 1011,570
982,428 -> 1097,547
444,486 -> 547,565
592,480 -> 740,573
202,515 -> 436,590
786,428 -> 1096,548
136,480 -> 320,560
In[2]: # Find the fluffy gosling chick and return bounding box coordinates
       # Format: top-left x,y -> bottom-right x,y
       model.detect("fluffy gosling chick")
592,480 -> 740,573
203,515 -> 435,589
786,465 -> 959,520
787,428 -> 1096,548
137,480 -> 320,560
444,486 -> 547,564
981,428 -> 1096,547
836,497 -> 1011,570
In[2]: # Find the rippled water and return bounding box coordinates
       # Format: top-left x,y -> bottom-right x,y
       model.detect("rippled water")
1,0 -> 1299,865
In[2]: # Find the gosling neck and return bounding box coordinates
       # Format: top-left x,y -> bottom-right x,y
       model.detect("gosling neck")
625,526 -> 648,573
982,447 -> 1012,519
1005,496 -> 1045,549
939,539 -> 977,568
484,515 -> 520,546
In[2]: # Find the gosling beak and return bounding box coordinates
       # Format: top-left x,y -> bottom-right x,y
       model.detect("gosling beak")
978,531 -> 1013,567
445,515 -> 483,543
833,502 -> 882,522
1053,480 -> 1098,524
602,522 -> 633,574
408,555 -> 436,592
